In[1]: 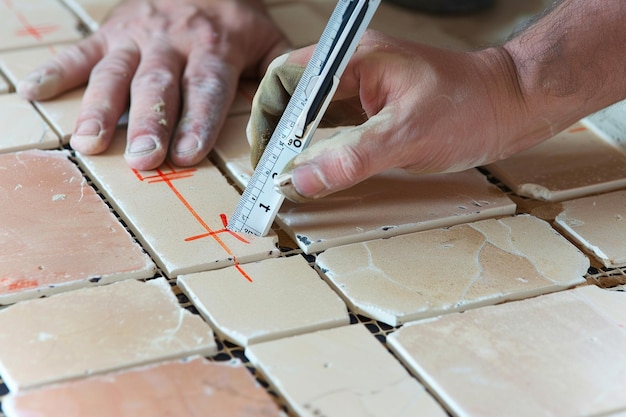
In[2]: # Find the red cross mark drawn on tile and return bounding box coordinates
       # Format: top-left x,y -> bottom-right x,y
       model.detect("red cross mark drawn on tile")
2,0 -> 59,42
132,163 -> 253,282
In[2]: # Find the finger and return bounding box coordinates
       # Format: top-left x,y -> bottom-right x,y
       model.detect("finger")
17,35 -> 106,100
70,42 -> 139,155
124,41 -> 184,170
169,48 -> 239,167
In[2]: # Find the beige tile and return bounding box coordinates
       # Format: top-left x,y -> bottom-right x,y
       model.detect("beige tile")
3,356 -> 282,417
554,190 -> 626,268
387,285 -> 626,417
213,115 -> 516,254
59,0 -> 122,32
486,123 -> 626,202
267,2 -> 329,48
246,324 -> 448,417
0,278 -> 216,392
178,255 -> 349,346
76,127 -> 279,277
0,149 -> 155,305
0,44 -> 83,143
0,94 -> 59,153
584,98 -> 626,151
316,214 -> 589,325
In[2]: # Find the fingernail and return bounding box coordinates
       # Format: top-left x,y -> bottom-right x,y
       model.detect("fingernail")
126,135 -> 157,155
274,164 -> 327,202
73,119 -> 102,139
174,135 -> 199,155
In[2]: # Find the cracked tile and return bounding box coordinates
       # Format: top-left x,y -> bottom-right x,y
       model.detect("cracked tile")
0,94 -> 59,153
75,127 -> 279,277
3,356 -> 282,417
213,114 -> 516,254
554,190 -> 626,268
387,285 -> 626,417
0,0 -> 83,51
0,278 -> 216,392
178,255 -> 349,346
0,149 -> 155,305
246,324 -> 448,417
316,215 -> 589,326
486,123 -> 626,202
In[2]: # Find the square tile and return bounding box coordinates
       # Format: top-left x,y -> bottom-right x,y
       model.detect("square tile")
213,115 -> 516,254
0,278 -> 217,392
0,149 -> 155,305
0,0 -> 83,51
178,255 -> 349,346
0,94 -> 59,153
76,127 -> 279,277
316,214 -> 589,325
387,285 -> 626,417
583,98 -> 626,151
554,190 -> 626,268
486,123 -> 626,202
246,324 -> 448,417
3,357 -> 282,417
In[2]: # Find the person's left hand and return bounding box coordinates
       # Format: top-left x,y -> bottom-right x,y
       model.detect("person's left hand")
18,0 -> 290,170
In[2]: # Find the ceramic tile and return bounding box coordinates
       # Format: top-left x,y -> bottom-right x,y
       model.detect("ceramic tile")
3,357 -> 282,417
554,190 -> 626,268
0,278 -> 216,392
0,44 -> 83,143
76,127 -> 279,277
246,324 -> 448,417
0,0 -> 83,51
0,94 -> 60,153
0,72 -> 9,94
486,123 -> 626,202
0,149 -> 155,305
267,2 -> 330,48
584,98 -> 626,151
316,214 -> 589,326
213,115 -> 516,254
387,285 -> 626,417
59,0 -> 122,32
178,255 -> 349,346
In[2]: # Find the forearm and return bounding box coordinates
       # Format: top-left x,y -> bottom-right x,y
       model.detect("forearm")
503,0 -> 626,132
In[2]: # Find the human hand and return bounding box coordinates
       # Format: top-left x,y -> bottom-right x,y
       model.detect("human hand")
17,0 -> 289,170
247,30 -> 565,202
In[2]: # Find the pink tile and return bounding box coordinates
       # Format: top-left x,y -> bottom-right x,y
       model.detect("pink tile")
0,149 -> 155,304
0,94 -> 60,153
3,357 -> 282,417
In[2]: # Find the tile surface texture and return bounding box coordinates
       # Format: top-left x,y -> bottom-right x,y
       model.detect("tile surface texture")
59,0 -> 122,31
213,115 -> 516,254
76,128 -> 279,277
246,324 -> 448,417
316,215 -> 589,325
0,150 -> 155,304
387,285 -> 626,417
0,278 -> 216,392
3,357 -> 282,417
178,255 -> 349,346
0,94 -> 59,153
584,98 -> 626,150
554,190 -> 626,268
487,123 -> 626,202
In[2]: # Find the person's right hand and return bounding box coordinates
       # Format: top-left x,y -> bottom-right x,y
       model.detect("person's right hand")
18,0 -> 289,170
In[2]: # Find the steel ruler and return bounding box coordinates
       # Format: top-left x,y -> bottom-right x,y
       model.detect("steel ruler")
228,0 -> 380,236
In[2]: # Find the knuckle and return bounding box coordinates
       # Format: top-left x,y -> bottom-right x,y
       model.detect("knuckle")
133,68 -> 176,89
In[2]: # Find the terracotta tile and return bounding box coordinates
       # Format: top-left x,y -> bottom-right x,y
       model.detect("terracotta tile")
0,0 -> 83,51
75,127 -> 279,277
554,190 -> 626,268
0,94 -> 59,153
178,255 -> 349,346
267,2 -> 329,48
0,278 -> 216,392
0,44 -> 83,144
486,123 -> 626,202
213,115 -> 516,254
246,324 -> 448,417
316,214 -> 589,325
60,0 -> 122,32
3,357 -> 282,417
387,285 -> 626,417
584,98 -> 626,151
0,149 -> 155,305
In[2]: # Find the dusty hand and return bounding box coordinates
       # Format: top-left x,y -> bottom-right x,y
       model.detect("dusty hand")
18,0 -> 289,170
248,30 -> 555,202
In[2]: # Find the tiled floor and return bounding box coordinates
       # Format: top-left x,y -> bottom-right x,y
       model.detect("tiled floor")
1,0 -> 625,416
